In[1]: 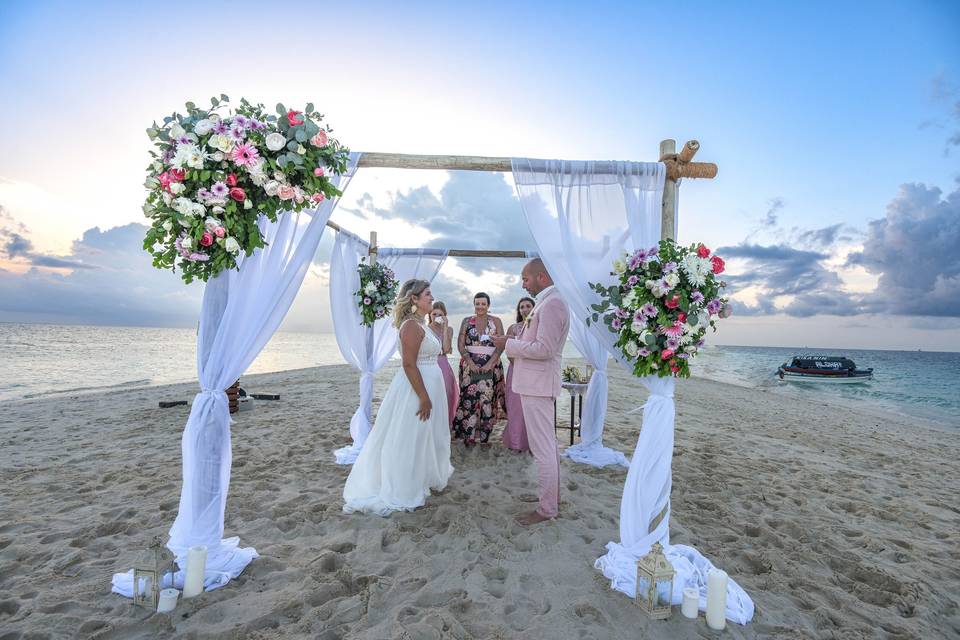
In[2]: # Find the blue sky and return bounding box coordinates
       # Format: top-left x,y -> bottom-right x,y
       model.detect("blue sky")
1,1 -> 958,350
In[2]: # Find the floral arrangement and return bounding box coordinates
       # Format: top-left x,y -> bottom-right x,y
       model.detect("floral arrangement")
356,259 -> 399,326
562,365 -> 587,383
588,239 -> 731,378
141,96 -> 350,284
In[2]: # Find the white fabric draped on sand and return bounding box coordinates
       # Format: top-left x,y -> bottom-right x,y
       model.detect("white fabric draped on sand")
331,244 -> 448,464
112,153 -> 361,598
510,159 -> 754,624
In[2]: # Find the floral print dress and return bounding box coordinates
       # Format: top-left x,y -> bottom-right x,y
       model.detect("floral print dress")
453,316 -> 506,444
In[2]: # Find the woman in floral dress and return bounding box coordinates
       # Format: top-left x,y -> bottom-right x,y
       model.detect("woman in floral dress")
453,292 -> 506,445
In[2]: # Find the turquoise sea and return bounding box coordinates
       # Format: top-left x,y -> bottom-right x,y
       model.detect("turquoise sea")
1,324 -> 957,428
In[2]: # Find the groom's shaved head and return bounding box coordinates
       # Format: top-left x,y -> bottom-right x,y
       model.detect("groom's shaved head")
521,258 -> 553,295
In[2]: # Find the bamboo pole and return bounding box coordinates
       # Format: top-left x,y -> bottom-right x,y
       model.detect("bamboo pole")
659,139 -> 677,241
369,231 -> 378,265
356,152 -> 717,180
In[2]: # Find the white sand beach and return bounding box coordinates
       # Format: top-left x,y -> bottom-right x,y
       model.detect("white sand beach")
1,362 -> 958,639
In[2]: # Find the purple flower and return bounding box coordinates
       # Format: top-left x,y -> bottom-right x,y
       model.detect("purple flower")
162,149 -> 174,163
363,296 -> 372,305
691,290 -> 705,304
665,337 -> 680,350
616,307 -> 631,319
248,119 -> 264,130
706,298 -> 723,314
376,309 -> 385,318
177,135 -> 193,145
211,181 -> 229,197
638,347 -> 652,358
627,275 -> 639,286
640,303 -> 657,318
187,252 -> 209,262
229,124 -> 246,141
212,120 -> 229,135
676,353 -> 690,359
197,188 -> 212,201
662,261 -> 678,273
611,318 -> 623,330
233,115 -> 250,129
696,339 -> 705,347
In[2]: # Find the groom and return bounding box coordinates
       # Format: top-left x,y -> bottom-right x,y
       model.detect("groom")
493,258 -> 569,525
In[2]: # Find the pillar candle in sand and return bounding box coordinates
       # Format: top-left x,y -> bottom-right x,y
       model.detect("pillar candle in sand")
681,587 -> 699,619
182,545 -> 207,598
705,569 -> 728,630
157,588 -> 179,613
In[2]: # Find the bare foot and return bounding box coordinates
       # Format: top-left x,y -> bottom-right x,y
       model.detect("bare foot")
515,511 -> 554,526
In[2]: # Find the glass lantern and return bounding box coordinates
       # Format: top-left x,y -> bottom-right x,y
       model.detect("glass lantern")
133,536 -> 177,610
635,542 -> 675,619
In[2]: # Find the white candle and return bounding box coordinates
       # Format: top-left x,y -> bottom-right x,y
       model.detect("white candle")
705,569 -> 728,630
681,587 -> 699,619
182,545 -> 207,599
157,588 -> 179,613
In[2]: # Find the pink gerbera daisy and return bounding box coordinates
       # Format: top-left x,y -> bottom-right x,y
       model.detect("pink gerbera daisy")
231,142 -> 261,167
659,321 -> 684,337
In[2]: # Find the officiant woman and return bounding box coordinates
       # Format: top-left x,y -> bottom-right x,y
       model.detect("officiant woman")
452,292 -> 506,445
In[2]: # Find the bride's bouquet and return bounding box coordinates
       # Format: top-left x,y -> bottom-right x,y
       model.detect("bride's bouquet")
588,239 -> 731,378
142,96 -> 350,284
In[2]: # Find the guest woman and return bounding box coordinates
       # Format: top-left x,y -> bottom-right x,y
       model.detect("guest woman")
453,292 -> 506,445
430,301 -> 458,429
501,297 -> 535,453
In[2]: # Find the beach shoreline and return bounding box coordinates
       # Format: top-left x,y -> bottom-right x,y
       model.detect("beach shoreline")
1,363 -> 958,638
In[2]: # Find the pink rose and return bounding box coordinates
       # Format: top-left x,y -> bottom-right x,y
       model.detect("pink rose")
169,168 -> 185,182
310,131 -> 328,147
200,232 -> 213,247
313,167 -> 325,176
226,173 -> 238,187
711,255 -> 725,274
287,110 -> 304,126
661,349 -> 675,360
277,185 -> 296,201
697,244 -> 711,258
677,312 -> 687,323
158,172 -> 173,192
310,192 -> 325,204
214,227 -> 226,238
229,187 -> 246,202
665,295 -> 680,309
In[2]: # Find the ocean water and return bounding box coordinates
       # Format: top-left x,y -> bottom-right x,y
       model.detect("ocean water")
1,323 -> 957,428
690,345 -> 960,428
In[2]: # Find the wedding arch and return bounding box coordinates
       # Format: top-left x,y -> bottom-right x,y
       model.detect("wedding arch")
113,141 -> 754,624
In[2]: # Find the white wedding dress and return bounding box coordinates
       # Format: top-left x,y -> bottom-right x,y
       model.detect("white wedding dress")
343,320 -> 454,516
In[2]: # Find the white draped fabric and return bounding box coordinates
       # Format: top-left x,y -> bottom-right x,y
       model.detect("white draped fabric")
331,245 -> 448,464
112,153 -> 361,598
511,158 -> 664,466
510,159 -> 753,624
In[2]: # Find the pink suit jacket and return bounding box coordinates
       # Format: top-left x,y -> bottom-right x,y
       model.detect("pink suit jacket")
505,288 -> 570,398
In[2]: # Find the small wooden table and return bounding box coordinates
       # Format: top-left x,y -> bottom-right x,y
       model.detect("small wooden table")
555,381 -> 589,445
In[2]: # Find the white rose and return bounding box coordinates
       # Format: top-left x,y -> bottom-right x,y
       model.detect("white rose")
224,237 -> 241,253
364,282 -> 377,295
665,272 -> 680,288
210,151 -> 224,162
613,259 -> 626,274
631,319 -> 645,333
169,182 -> 185,195
191,203 -> 205,216
685,345 -> 698,354
205,216 -> 220,230
208,114 -> 221,124
162,220 -> 173,232
296,143 -> 306,155
194,119 -> 213,135
181,236 -> 193,249
214,135 -> 234,153
264,180 -> 280,196
624,341 -> 639,357
212,206 -> 225,214
265,133 -> 286,151
172,197 -> 192,214
206,134 -> 222,149
243,199 -> 253,210
170,123 -> 185,139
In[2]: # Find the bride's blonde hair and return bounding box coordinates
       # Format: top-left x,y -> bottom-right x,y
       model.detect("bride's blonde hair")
392,279 -> 430,328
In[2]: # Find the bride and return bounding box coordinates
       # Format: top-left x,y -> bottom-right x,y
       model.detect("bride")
343,279 -> 455,516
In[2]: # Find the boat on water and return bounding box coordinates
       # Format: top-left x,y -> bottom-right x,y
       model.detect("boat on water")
776,355 -> 873,384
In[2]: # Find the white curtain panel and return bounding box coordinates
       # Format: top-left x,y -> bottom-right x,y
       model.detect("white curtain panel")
511,158 -> 753,624
331,246 -> 448,464
510,158 -> 664,465
112,153 -> 361,598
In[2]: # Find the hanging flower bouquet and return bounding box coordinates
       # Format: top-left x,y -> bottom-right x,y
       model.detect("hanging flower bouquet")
141,96 -> 351,284
587,239 -> 732,378
356,259 -> 399,327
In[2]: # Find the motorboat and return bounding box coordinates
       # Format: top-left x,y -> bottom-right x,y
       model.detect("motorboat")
776,355 -> 873,384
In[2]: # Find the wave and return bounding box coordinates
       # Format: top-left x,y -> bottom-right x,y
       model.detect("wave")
22,378 -> 154,399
